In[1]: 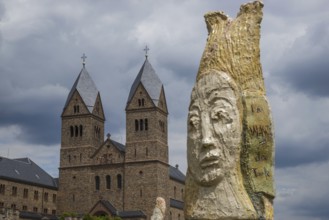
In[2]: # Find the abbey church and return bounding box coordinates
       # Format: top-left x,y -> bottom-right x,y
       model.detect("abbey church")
0,55 -> 185,220
57,56 -> 185,219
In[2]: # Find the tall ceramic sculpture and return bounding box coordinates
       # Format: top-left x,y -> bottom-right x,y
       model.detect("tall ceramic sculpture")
185,1 -> 275,219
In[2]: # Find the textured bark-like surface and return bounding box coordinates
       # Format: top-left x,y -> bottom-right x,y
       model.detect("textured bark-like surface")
185,1 -> 275,219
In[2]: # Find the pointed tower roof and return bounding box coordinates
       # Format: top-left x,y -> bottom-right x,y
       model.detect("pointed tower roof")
64,67 -> 99,113
127,58 -> 163,106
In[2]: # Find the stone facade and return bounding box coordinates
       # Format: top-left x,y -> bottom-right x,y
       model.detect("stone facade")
57,58 -> 185,220
0,179 -> 57,215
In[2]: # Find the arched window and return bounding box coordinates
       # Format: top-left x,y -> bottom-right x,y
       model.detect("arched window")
135,120 -> 139,131
117,174 -> 122,189
145,119 -> 148,130
70,126 -> 74,137
95,176 -> 100,190
75,126 -> 78,137
138,99 -> 141,106
141,99 -> 145,106
79,125 -> 83,136
106,175 -> 111,189
140,119 -> 144,131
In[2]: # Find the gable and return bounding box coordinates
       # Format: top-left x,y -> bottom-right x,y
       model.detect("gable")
91,139 -> 125,164
64,67 -> 99,113
126,83 -> 155,111
62,90 -> 90,117
157,86 -> 168,114
92,93 -> 105,120
127,58 -> 163,107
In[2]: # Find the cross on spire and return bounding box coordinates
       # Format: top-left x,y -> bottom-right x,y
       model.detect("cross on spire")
81,53 -> 87,67
143,45 -> 150,58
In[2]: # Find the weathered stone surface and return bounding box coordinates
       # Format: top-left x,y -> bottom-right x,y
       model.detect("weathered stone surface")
185,1 -> 275,219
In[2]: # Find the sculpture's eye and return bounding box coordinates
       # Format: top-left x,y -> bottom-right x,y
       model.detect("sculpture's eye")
189,115 -> 200,128
211,109 -> 232,124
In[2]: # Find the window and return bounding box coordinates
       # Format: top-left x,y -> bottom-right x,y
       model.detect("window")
0,202 -> 4,208
117,174 -> 122,189
159,120 -> 165,132
0,184 -> 5,195
138,99 -> 145,107
11,204 -> 16,209
135,120 -> 139,131
181,189 -> 184,199
70,126 -> 74,137
33,207 -> 38,213
23,188 -> 28,198
12,186 -> 17,196
79,125 -> 83,136
95,126 -> 101,138
75,126 -> 78,137
44,208 -> 48,214
22,205 -> 27,211
174,186 -> 176,198
95,176 -> 100,190
145,118 -> 148,130
140,119 -> 144,131
74,105 -> 79,113
53,194 -> 57,203
52,210 -> 56,215
106,175 -> 111,189
34,191 -> 39,200
44,192 -> 48,202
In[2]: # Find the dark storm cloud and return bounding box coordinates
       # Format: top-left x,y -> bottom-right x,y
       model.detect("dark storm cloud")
0,84 -> 65,145
271,22 -> 329,97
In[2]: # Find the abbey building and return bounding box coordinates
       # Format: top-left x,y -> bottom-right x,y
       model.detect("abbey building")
57,56 -> 185,219
0,56 -> 185,220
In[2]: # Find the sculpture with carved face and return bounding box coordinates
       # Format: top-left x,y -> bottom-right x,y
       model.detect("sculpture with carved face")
187,71 -> 241,186
185,71 -> 257,219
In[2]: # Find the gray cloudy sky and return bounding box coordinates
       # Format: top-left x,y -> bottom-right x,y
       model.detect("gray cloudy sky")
0,0 -> 329,219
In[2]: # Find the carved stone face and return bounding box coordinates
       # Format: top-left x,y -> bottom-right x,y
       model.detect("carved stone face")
187,71 -> 241,186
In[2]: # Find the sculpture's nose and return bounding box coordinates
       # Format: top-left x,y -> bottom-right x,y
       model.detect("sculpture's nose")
201,113 -> 215,148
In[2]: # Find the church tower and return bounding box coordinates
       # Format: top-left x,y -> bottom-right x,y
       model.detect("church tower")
124,56 -> 170,217
58,57 -> 105,213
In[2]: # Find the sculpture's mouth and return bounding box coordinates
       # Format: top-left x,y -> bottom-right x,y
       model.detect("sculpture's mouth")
200,155 -> 219,168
